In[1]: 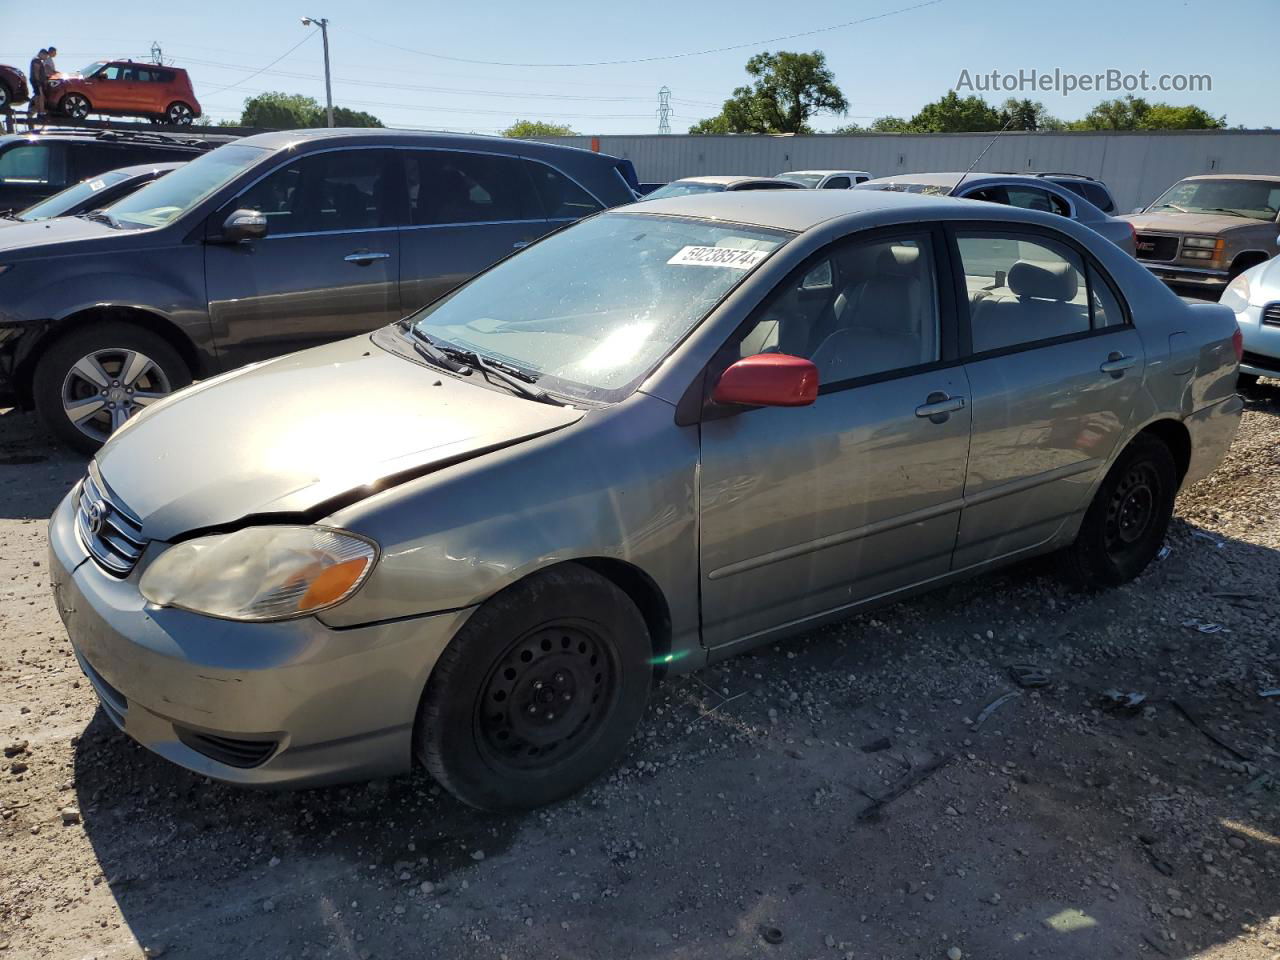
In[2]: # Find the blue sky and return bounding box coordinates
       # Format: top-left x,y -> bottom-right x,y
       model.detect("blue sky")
2,0 -> 1272,133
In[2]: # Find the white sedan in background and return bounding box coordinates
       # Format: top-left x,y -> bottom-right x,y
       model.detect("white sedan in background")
1220,256 -> 1280,386
775,169 -> 873,189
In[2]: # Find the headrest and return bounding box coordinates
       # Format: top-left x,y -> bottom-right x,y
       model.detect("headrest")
1008,260 -> 1078,302
877,244 -> 921,276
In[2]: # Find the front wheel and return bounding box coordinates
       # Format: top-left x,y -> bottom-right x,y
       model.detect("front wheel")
417,564 -> 652,811
0,84 -> 11,111
32,323 -> 191,453
1059,433 -> 1177,589
60,93 -> 90,119
165,102 -> 194,125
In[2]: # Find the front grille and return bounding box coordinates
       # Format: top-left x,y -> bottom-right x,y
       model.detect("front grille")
1135,233 -> 1179,262
75,465 -> 147,576
1263,302 -> 1280,328
1242,351 -> 1280,374
175,728 -> 280,768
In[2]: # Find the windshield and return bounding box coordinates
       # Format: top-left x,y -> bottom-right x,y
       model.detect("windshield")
408,213 -> 791,403
776,173 -> 823,188
106,144 -> 268,229
17,171 -> 129,221
79,61 -> 105,77
858,181 -> 954,196
1148,178 -> 1280,221
644,180 -> 728,200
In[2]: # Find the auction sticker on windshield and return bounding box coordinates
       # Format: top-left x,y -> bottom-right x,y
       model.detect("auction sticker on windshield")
667,245 -> 769,269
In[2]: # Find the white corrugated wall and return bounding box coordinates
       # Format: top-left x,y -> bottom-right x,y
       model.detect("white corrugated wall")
538,131 -> 1280,211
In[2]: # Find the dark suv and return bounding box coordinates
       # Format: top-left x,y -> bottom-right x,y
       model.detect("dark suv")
0,128 -> 638,450
0,129 -> 218,211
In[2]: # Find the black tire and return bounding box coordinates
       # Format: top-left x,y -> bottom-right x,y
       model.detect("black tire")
1060,433 -> 1177,589
165,102 -> 194,125
32,322 -> 192,454
418,563 -> 652,811
1237,372 -> 1259,390
0,84 -> 11,111
60,93 -> 90,119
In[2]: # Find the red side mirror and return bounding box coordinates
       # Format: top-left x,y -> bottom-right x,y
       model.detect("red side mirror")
712,353 -> 819,408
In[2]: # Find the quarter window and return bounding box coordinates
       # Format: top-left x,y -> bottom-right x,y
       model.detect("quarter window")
957,233 -> 1091,352
526,161 -> 603,220
736,234 -> 940,385
404,151 -> 540,226
237,150 -> 393,234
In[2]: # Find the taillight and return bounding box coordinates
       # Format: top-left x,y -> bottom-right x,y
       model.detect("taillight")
1232,327 -> 1244,362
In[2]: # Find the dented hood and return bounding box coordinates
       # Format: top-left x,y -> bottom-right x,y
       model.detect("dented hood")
95,334 -> 584,541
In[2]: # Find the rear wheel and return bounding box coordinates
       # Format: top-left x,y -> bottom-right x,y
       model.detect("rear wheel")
417,564 -> 652,811
32,323 -> 191,453
165,102 -> 194,125
60,93 -> 90,119
1060,433 -> 1177,589
0,84 -> 11,111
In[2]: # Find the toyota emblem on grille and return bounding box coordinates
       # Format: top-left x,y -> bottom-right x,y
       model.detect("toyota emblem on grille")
87,499 -> 109,537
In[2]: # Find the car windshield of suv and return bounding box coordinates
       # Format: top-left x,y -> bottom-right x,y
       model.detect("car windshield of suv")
776,173 -> 823,187
1149,178 -> 1280,221
858,180 -> 955,196
644,181 -> 728,200
408,212 -> 791,403
105,144 -> 268,229
15,171 -> 130,221
79,62 -> 106,77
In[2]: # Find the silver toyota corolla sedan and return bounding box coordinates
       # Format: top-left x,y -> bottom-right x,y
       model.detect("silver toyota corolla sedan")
50,189 -> 1243,811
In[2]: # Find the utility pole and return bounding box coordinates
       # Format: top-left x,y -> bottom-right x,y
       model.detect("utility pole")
301,17 -> 334,127
657,86 -> 672,135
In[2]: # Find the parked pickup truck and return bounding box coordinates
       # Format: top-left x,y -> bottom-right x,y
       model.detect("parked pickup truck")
1120,175 -> 1280,290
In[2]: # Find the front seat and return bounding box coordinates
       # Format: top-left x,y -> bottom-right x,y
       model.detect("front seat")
969,259 -> 1086,352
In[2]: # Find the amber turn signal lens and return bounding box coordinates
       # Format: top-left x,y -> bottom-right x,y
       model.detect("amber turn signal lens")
300,555 -> 372,611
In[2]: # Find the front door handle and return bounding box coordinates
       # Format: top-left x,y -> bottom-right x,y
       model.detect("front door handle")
1100,352 -> 1136,377
914,391 -> 965,423
344,251 -> 390,265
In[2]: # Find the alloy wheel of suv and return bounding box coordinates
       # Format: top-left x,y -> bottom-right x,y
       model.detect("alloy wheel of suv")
165,102 -> 194,125
32,323 -> 192,453
61,93 -> 90,119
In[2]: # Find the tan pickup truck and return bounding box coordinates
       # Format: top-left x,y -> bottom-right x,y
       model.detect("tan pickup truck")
1119,174 -> 1280,290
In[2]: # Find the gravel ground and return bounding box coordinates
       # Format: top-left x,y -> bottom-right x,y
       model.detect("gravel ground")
1,383 -> 1278,960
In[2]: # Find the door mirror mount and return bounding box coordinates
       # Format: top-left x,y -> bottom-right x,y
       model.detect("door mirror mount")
218,209 -> 268,244
712,354 -> 819,408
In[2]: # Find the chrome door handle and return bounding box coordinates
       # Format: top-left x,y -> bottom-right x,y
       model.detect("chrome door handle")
344,251 -> 390,264
914,392 -> 965,422
1100,352 -> 1136,376
512,241 -> 531,249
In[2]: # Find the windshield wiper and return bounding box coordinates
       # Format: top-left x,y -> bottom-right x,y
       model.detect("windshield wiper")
404,326 -> 470,374
439,345 -> 565,407
78,210 -> 118,228
1158,203 -> 1189,213
1205,207 -> 1247,218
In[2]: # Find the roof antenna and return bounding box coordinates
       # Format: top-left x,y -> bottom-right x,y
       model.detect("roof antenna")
955,115 -> 1016,193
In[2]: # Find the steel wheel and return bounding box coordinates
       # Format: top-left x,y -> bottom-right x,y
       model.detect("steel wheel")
1104,462 -> 1159,553
166,102 -> 194,125
60,347 -> 174,444
62,93 -> 90,119
477,621 -> 618,772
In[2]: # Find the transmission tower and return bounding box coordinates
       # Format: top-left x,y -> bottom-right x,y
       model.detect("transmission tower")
150,41 -> 165,65
657,86 -> 672,134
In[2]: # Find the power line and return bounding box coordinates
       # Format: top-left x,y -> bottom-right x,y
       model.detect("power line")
347,1 -> 942,68
203,31 -> 316,95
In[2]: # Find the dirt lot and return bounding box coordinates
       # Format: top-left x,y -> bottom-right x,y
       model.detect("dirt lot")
1,385 -> 1279,960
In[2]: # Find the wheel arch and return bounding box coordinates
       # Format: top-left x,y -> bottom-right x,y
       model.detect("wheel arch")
13,305 -> 204,408
1229,250 -> 1271,277
1134,417 -> 1192,487
560,557 -> 674,676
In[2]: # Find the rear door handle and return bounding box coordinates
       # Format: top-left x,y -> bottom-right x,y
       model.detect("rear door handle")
344,251 -> 390,265
1100,352 -> 1136,376
915,392 -> 965,422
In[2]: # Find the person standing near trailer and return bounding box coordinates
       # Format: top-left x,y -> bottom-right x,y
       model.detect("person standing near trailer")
28,49 -> 46,119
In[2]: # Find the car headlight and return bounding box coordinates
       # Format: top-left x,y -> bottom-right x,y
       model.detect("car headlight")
1184,236 -> 1218,249
1224,272 -> 1251,304
139,525 -> 377,622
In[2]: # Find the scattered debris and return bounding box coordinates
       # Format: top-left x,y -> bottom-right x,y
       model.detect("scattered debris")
1008,664 -> 1050,689
60,807 -> 81,826
971,691 -> 1021,731
861,737 -> 893,753
857,754 -> 954,822
1156,544 -> 1172,561
1170,698 -> 1252,762
1259,688 -> 1280,699
760,925 -> 784,945
1100,689 -> 1146,712
1190,530 -> 1226,548
1181,618 -> 1230,634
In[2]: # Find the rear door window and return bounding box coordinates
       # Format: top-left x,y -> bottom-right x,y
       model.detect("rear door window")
0,143 -> 68,188
525,161 -> 603,220
405,151 -> 541,226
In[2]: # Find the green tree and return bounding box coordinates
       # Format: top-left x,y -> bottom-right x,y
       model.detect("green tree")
909,91 -> 1003,133
502,119 -> 579,138
1138,103 -> 1225,130
869,115 -> 913,133
1070,95 -> 1223,131
830,121 -> 863,135
999,97 -> 1063,131
689,51 -> 847,134
236,91 -> 382,129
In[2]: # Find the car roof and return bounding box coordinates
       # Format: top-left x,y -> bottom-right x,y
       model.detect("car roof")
666,175 -> 786,187
1178,173 -> 1280,183
864,171 -> 1097,191
783,170 -> 871,176
618,187 -> 981,232
235,127 -> 614,162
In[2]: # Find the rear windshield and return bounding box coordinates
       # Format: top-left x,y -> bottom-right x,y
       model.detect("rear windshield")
106,144 -> 267,229
644,181 -> 727,200
1148,178 -> 1280,221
